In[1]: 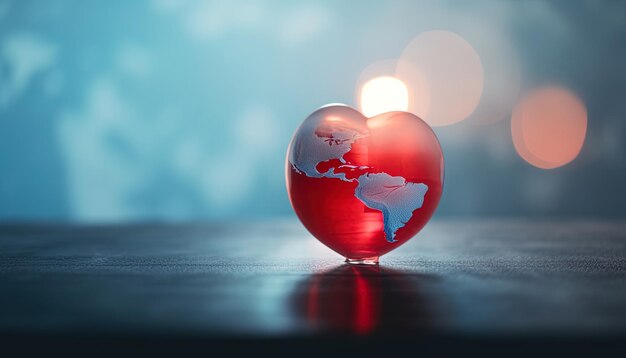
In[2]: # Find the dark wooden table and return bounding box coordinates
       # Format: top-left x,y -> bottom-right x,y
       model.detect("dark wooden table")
1,219 -> 625,357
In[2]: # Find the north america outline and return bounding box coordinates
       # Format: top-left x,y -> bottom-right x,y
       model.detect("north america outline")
289,122 -> 428,243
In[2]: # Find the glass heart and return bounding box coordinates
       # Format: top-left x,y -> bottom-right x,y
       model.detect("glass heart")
286,104 -> 444,264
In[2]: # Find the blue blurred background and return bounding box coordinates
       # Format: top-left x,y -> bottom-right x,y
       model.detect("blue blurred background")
0,0 -> 624,222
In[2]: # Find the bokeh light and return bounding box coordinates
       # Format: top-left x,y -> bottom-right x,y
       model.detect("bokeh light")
396,30 -> 484,127
511,86 -> 587,169
359,76 -> 409,117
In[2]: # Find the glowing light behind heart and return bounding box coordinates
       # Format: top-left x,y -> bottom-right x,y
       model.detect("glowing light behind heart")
397,30 -> 483,127
359,76 -> 409,118
511,86 -> 587,169
355,59 -> 397,97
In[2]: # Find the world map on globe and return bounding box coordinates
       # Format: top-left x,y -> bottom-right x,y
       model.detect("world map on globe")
289,123 -> 428,243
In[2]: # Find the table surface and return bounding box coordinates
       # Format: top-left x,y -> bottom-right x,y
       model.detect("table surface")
1,219 -> 625,356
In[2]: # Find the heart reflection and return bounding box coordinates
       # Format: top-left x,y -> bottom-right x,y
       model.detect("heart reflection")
292,265 -> 435,335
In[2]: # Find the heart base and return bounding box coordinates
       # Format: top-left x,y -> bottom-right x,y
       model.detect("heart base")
345,256 -> 379,265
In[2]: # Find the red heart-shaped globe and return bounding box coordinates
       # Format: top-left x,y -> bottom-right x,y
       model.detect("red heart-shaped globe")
286,105 -> 444,263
